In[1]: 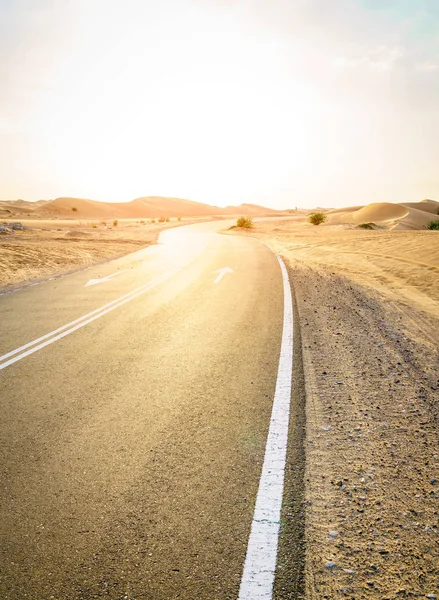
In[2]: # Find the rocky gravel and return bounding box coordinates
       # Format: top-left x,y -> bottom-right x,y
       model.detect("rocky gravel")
289,261 -> 439,599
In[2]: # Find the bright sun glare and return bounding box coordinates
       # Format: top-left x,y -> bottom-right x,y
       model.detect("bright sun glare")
1,0 -> 439,207
40,5 -> 315,206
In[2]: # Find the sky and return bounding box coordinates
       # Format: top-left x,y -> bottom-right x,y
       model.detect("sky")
1,0 -> 438,209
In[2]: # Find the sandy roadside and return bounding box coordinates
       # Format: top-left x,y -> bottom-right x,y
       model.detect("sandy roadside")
242,219 -> 439,319
0,217 -> 211,292
231,221 -> 439,598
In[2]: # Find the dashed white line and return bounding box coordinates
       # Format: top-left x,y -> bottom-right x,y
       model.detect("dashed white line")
238,255 -> 293,600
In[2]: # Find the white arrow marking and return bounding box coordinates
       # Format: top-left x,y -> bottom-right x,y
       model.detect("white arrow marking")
85,270 -> 127,287
213,267 -> 234,284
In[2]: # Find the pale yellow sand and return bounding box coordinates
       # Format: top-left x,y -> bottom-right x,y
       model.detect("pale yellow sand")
328,199 -> 438,230
231,216 -> 439,318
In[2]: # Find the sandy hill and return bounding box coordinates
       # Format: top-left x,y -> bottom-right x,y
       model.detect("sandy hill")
132,196 -> 221,217
222,203 -> 281,215
401,199 -> 439,214
328,200 -> 439,230
32,196 -> 223,219
3,196 -> 285,219
327,205 -> 364,215
0,199 -> 48,216
35,197 -> 129,218
0,205 -> 30,216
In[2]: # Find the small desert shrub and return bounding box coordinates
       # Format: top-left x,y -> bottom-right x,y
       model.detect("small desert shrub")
140,220 -> 145,224
177,217 -> 181,221
308,212 -> 327,225
357,222 -> 376,230
72,207 -> 78,212
158,216 -> 166,223
92,224 -> 97,228
427,219 -> 439,230
165,217 -> 170,222
236,216 -> 253,229
150,218 -> 156,223
113,219 -> 118,227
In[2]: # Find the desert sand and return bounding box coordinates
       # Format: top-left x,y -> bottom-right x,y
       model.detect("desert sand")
0,218 -> 208,292
234,198 -> 439,319
249,220 -> 439,319
328,198 -> 438,231
231,200 -> 439,597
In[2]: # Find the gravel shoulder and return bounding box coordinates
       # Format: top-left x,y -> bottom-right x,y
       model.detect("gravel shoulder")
294,262 -> 439,598
230,223 -> 439,598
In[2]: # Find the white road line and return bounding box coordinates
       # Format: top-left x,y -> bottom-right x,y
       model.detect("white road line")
0,272 -> 171,365
0,234 -> 210,369
238,256 -> 293,600
0,270 -> 176,371
213,266 -> 234,284
85,269 -> 127,287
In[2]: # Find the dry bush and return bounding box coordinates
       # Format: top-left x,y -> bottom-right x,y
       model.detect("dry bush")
308,212 -> 327,225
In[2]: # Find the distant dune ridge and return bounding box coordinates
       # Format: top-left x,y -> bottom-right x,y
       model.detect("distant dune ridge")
0,196 -> 282,219
1,197 -> 437,228
328,199 -> 439,230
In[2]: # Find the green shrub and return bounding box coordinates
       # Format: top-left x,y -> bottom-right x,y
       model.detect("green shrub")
308,211 -> 327,225
72,207 -> 78,212
236,216 -> 253,229
113,219 -> 118,227
357,222 -> 376,230
427,219 -> 439,230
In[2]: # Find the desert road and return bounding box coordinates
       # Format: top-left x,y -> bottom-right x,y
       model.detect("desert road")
0,221 -> 302,600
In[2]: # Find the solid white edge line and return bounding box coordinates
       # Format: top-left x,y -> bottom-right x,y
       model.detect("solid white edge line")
238,255 -> 293,600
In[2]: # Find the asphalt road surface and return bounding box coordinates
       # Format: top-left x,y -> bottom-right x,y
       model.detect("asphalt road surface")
0,221 -> 297,600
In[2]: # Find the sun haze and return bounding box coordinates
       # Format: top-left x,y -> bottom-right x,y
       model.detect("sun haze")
1,0 -> 438,208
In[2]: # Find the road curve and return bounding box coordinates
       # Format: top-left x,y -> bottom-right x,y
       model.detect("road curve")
0,221 -> 294,599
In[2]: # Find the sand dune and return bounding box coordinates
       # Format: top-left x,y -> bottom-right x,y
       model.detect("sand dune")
401,199 -> 439,214
352,202 -> 409,222
328,200 -> 438,230
327,205 -> 364,214
2,196 -> 284,220
132,196 -> 220,217
0,199 -> 49,215
0,205 -> 31,215
222,202 -> 281,216
32,196 -> 223,219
